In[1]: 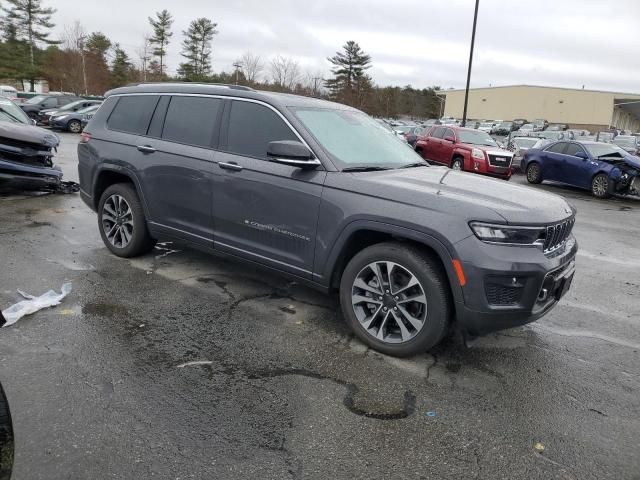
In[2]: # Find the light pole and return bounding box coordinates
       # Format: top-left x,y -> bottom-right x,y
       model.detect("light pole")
461,0 -> 480,127
232,62 -> 242,85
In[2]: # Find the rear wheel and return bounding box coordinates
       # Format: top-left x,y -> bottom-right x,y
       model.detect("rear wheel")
591,173 -> 611,198
67,119 -> 82,133
0,382 -> 13,480
339,242 -> 451,357
526,162 -> 542,184
98,183 -> 156,258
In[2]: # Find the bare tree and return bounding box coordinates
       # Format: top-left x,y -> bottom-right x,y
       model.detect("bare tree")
270,55 -> 300,90
135,34 -> 152,82
61,21 -> 88,94
239,51 -> 263,83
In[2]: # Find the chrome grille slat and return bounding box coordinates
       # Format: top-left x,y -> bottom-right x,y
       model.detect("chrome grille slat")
487,154 -> 513,168
543,217 -> 574,254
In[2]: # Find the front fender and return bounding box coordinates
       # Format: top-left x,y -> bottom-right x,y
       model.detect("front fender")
317,219 -> 464,305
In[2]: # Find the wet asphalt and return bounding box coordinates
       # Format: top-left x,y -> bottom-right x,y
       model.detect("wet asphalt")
0,133 -> 638,480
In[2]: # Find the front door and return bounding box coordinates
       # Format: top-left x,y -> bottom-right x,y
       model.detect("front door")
540,142 -> 567,181
212,99 -> 325,278
560,143 -> 593,189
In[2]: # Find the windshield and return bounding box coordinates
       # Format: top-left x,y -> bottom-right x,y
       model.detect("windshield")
0,98 -> 31,124
57,100 -> 85,112
77,105 -> 100,114
458,129 -> 498,146
513,138 -> 538,148
613,136 -> 637,149
293,108 -> 422,168
24,95 -> 47,105
584,143 -> 627,158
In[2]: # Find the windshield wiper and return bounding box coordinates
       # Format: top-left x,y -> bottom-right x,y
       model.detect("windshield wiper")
342,166 -> 393,172
397,162 -> 428,169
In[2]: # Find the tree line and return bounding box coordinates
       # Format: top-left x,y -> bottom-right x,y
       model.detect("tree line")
0,0 -> 442,119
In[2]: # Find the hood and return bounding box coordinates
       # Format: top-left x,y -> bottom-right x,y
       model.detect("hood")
328,166 -> 574,225
622,154 -> 640,169
0,122 -> 60,148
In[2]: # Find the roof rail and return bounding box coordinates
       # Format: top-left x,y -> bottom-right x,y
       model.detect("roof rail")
123,82 -> 254,91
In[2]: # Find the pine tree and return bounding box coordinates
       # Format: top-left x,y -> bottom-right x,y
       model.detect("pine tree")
1,0 -> 58,91
325,41 -> 372,106
148,9 -> 173,77
178,17 -> 217,81
111,44 -> 131,88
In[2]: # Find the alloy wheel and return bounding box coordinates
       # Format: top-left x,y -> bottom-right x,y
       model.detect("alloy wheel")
527,164 -> 540,182
101,194 -> 134,249
351,261 -> 428,344
592,175 -> 608,197
69,120 -> 82,133
452,159 -> 463,171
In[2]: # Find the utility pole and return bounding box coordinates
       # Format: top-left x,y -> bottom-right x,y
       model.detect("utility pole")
79,35 -> 88,96
232,62 -> 242,85
461,0 -> 480,127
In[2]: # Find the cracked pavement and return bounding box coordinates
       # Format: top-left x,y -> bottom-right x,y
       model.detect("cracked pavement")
0,133 -> 638,479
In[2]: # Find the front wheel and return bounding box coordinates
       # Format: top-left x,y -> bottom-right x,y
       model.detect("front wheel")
339,242 -> 451,357
67,119 -> 82,133
526,162 -> 542,184
98,183 -> 156,258
451,158 -> 464,171
591,173 -> 611,198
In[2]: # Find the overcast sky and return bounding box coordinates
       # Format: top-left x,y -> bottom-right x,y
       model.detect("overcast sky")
49,0 -> 639,92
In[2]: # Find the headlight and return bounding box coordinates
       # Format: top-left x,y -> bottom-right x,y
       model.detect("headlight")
469,222 -> 545,246
471,148 -> 485,160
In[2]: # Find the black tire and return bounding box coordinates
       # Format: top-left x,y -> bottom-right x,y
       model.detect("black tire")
0,382 -> 13,480
67,119 -> 82,133
591,173 -> 611,199
98,183 -> 156,258
339,242 -> 451,357
526,162 -> 542,184
451,157 -> 464,171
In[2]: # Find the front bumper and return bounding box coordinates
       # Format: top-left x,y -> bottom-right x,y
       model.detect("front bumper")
453,233 -> 578,336
0,159 -> 63,191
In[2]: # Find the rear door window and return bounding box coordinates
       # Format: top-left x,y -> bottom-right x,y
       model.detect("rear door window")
544,142 -> 567,154
107,95 -> 160,135
431,127 -> 445,138
225,100 -> 298,159
161,96 -> 222,148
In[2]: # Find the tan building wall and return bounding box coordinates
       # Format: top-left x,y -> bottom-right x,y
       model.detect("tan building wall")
442,85 -> 640,131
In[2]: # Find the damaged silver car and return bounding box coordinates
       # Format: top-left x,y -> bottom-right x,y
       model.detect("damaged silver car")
0,97 -> 74,193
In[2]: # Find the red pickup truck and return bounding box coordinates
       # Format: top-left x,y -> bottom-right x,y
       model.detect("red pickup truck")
414,125 -> 514,180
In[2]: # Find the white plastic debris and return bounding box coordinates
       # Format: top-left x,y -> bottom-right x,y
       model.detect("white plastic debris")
1,283 -> 72,327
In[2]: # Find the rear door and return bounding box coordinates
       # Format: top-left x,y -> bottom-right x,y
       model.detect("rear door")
560,142 -> 592,188
540,142 -> 567,181
440,128 -> 456,166
136,94 -> 222,247
212,99 -> 325,278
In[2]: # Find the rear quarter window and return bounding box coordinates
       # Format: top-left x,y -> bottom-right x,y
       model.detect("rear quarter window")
107,95 -> 160,135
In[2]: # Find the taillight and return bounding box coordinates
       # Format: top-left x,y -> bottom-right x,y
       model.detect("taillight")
79,132 -> 91,144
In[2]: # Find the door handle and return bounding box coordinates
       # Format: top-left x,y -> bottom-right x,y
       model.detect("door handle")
219,162 -> 243,172
137,145 -> 156,154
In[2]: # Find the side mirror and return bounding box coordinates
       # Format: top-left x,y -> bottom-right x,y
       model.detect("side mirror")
443,135 -> 455,142
267,140 -> 320,169
575,151 -> 588,160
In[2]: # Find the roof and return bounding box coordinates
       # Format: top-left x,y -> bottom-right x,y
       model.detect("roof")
104,82 -> 352,110
438,84 -> 640,98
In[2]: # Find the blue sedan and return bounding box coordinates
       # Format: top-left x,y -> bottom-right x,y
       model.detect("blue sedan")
522,140 -> 640,198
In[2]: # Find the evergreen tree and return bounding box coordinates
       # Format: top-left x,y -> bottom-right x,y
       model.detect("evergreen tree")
2,0 -> 58,91
325,40 -> 372,106
148,9 -> 173,77
178,17 -> 217,81
111,43 -> 131,87
85,32 -> 111,63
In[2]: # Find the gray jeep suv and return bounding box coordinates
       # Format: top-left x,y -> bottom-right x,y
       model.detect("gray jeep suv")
78,83 -> 578,357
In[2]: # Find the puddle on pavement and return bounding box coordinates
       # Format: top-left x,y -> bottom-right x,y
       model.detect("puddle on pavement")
82,302 -> 129,318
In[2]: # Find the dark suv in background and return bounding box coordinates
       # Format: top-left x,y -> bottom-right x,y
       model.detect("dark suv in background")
78,83 -> 578,357
20,94 -> 80,119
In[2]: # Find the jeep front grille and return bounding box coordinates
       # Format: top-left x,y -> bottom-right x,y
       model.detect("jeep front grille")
543,217 -> 574,253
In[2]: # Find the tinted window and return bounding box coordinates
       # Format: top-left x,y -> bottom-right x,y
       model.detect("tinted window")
443,128 -> 455,139
107,95 -> 159,135
545,142 -> 567,154
431,127 -> 445,138
42,98 -> 57,107
226,101 -> 297,159
564,143 -> 586,157
161,96 -> 222,147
